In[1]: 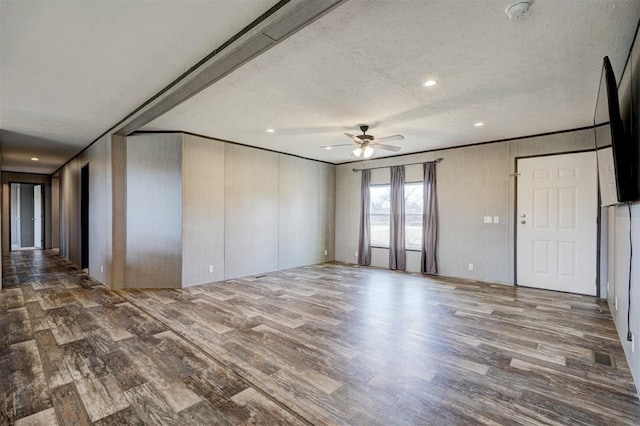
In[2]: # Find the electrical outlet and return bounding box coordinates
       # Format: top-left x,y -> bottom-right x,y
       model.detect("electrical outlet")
632,335 -> 635,354
493,216 -> 499,224
208,265 -> 214,273
483,216 -> 492,224
468,263 -> 474,271
355,250 -> 358,257
100,265 -> 104,274
324,250 -> 328,256
615,296 -> 619,311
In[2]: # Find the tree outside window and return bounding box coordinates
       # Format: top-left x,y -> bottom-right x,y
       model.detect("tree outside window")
370,185 -> 390,247
369,183 -> 423,249
404,183 -> 423,250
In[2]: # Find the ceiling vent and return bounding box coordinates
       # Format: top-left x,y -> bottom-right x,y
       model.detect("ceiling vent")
505,1 -> 532,19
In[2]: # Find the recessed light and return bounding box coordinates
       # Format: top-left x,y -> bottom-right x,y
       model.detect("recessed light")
423,80 -> 437,87
266,128 -> 275,133
474,122 -> 484,127
30,157 -> 39,161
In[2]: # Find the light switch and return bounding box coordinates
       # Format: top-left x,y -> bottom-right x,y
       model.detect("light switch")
484,216 -> 492,224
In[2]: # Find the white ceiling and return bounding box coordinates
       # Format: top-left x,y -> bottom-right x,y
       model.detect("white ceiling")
0,0 -> 278,173
2,1 -> 639,172
143,0 -> 640,163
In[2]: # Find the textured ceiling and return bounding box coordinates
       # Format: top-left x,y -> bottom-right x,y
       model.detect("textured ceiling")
0,0 -> 278,173
144,0 -> 640,163
2,1 -> 640,172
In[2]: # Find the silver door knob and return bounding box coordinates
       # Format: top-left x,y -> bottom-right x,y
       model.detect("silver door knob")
520,220 -> 526,224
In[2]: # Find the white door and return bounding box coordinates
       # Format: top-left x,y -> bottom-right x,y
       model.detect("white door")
34,185 -> 42,249
516,151 -> 598,295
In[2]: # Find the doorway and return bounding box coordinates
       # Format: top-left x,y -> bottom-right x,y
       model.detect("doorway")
516,151 -> 598,295
10,183 -> 44,250
81,164 -> 89,270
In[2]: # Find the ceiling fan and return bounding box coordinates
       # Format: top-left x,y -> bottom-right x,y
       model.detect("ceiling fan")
321,125 -> 404,158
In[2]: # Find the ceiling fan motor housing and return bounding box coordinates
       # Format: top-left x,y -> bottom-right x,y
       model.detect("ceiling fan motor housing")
358,124 -> 374,140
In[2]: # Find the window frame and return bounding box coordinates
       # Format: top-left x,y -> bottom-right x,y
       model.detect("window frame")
368,180 -> 423,251
403,181 -> 424,252
369,183 -> 391,249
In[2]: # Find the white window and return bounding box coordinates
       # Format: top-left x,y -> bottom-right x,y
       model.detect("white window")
404,183 -> 423,250
369,183 -> 423,249
370,185 -> 391,247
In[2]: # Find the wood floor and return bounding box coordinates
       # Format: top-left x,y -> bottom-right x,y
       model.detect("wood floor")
1,250 -> 639,425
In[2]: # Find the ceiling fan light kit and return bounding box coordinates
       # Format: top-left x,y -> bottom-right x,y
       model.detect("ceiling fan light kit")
363,145 -> 374,158
353,144 -> 374,159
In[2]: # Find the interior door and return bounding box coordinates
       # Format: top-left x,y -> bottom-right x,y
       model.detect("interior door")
19,183 -> 35,247
34,185 -> 42,249
516,151 -> 598,295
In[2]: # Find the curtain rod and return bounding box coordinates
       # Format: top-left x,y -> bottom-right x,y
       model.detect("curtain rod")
352,158 -> 443,172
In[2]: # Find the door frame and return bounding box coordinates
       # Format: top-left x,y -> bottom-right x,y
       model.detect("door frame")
513,149 -> 601,296
8,181 -> 45,251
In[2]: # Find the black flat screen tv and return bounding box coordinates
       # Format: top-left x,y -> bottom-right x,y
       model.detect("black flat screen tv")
594,56 -> 640,207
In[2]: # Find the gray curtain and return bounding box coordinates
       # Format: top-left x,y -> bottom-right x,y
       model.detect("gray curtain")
358,169 -> 371,266
389,165 -> 406,270
421,161 -> 438,274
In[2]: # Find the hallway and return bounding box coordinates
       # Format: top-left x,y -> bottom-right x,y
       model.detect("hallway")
2,250 -> 93,289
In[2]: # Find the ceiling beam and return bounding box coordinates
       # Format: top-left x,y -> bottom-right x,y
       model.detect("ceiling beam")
113,0 -> 350,136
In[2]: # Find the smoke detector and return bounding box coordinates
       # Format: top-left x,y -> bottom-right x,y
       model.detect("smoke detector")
505,1 -> 532,19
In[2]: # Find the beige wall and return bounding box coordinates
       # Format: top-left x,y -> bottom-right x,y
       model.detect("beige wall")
85,135 -> 110,285
278,155 -> 335,269
181,134 -> 225,286
607,27 -> 640,392
185,134 -> 336,283
55,134 -> 119,290
335,128 -> 595,284
110,135 -> 126,290
126,133 -> 183,288
51,174 -> 59,249
224,144 -> 280,279
59,167 -> 69,258
59,157 -> 81,264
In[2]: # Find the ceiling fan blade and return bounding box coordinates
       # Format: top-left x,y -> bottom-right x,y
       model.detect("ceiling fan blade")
375,144 -> 402,152
344,133 -> 363,144
320,144 -> 354,148
372,134 -> 404,143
